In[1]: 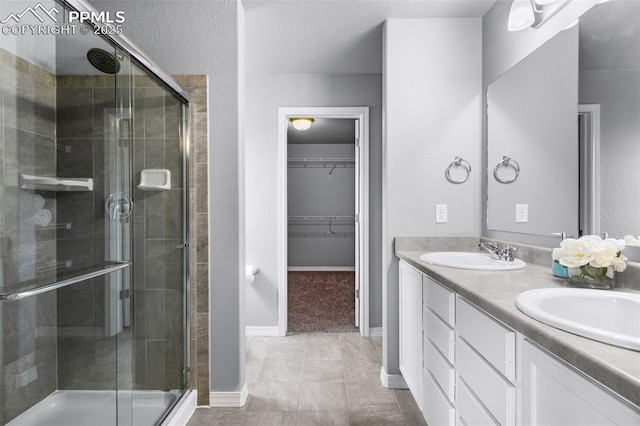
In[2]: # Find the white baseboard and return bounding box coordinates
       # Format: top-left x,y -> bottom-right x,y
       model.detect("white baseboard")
380,367 -> 408,389
287,266 -> 356,272
246,326 -> 280,336
210,383 -> 248,408
369,327 -> 382,337
162,390 -> 196,425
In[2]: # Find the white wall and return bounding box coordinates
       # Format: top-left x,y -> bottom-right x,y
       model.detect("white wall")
245,73 -> 382,328
98,0 -> 246,393
382,19 -> 482,377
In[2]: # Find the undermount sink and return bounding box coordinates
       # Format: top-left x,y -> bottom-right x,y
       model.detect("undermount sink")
516,288 -> 640,351
419,251 -> 527,271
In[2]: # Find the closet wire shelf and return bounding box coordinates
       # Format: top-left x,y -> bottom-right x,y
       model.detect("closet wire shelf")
287,158 -> 355,168
288,215 -> 356,238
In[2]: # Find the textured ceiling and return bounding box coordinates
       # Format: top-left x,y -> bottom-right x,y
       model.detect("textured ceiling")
244,0 -> 496,74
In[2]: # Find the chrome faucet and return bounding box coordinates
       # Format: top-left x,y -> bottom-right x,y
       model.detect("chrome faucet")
478,242 -> 518,262
478,242 -> 501,260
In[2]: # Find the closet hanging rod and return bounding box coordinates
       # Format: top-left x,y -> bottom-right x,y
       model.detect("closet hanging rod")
288,215 -> 355,222
288,232 -> 355,238
287,158 -> 355,167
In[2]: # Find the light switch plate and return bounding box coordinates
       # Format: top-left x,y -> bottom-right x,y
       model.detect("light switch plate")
436,204 -> 448,223
516,204 -> 528,223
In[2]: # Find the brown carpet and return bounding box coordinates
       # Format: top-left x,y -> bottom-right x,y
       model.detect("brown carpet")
287,271 -> 358,333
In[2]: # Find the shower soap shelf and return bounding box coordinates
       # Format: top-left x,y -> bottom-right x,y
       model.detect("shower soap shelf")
137,169 -> 171,191
20,174 -> 93,192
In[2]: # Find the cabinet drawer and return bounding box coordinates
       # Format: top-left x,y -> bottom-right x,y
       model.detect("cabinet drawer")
457,376 -> 498,426
423,306 -> 455,363
424,336 -> 455,402
457,338 -> 515,426
423,369 -> 455,426
423,275 -> 455,326
457,297 -> 515,381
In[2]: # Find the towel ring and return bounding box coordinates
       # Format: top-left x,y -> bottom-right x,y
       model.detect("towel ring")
445,156 -> 471,184
493,156 -> 520,184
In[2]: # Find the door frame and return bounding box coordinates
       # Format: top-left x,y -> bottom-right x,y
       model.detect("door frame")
578,104 -> 601,236
277,107 -> 370,336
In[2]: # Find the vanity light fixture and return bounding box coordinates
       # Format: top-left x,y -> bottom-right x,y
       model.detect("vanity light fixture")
508,0 -> 572,32
290,117 -> 315,131
508,0 -> 535,31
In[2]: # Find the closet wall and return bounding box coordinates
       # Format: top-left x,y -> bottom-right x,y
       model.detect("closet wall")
287,119 -> 356,268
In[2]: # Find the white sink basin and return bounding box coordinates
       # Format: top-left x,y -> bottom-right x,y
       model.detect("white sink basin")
419,252 -> 526,271
516,288 -> 640,351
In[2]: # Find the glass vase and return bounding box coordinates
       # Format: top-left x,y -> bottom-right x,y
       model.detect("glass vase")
567,265 -> 615,289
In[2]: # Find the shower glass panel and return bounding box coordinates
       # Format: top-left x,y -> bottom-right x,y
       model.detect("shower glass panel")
0,1 -> 190,424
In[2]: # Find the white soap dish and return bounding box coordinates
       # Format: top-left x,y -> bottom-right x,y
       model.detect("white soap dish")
138,169 -> 171,191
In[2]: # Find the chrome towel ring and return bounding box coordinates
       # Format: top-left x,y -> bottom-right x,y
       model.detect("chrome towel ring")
445,156 -> 472,184
494,156 -> 520,184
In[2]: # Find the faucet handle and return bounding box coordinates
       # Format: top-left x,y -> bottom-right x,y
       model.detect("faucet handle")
501,245 -> 517,262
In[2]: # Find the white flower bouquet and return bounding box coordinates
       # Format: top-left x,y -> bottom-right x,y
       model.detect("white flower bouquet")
552,235 -> 627,288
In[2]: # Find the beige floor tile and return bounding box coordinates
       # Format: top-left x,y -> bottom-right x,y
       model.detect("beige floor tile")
186,408 -> 245,425
302,360 -> 344,383
296,411 -> 350,425
305,341 -> 342,360
246,336 -> 273,360
246,382 -> 301,412
403,409 -> 428,426
342,357 -> 381,384
394,389 -> 422,414
349,406 -> 406,426
297,383 -> 349,412
246,359 -> 264,384
267,342 -> 307,359
345,383 -> 398,410
244,411 -> 297,425
259,358 -> 304,382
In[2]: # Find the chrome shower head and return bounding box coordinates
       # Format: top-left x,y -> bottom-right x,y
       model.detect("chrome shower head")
87,48 -> 120,74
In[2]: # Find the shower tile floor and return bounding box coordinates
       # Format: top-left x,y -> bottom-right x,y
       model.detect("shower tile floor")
187,333 -> 426,426
288,271 -> 358,333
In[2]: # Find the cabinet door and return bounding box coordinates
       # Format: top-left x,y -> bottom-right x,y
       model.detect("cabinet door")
399,261 -> 422,408
521,339 -> 640,425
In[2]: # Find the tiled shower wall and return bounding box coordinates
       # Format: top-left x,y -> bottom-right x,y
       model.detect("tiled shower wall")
55,75 -> 118,391
0,49 -> 58,423
174,75 -> 209,406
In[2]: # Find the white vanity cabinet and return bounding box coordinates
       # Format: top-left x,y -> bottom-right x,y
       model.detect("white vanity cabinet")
520,338 -> 640,425
397,259 -> 640,426
456,297 -> 516,426
398,261 -> 423,408
422,275 -> 456,426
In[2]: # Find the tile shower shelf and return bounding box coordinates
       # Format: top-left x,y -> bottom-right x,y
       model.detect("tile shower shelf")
20,174 -> 94,192
0,261 -> 130,301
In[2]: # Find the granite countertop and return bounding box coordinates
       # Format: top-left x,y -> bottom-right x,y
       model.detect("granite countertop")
396,249 -> 640,408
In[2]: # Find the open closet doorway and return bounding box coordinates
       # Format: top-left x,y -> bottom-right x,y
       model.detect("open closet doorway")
277,107 -> 369,336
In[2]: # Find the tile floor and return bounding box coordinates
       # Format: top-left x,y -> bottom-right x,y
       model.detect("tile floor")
187,333 -> 426,425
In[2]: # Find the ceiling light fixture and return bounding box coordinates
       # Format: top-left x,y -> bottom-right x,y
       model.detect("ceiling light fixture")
508,0 -> 572,32
508,0 -> 535,31
290,118 -> 315,131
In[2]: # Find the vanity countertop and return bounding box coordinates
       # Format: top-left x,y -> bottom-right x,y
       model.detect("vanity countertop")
396,250 -> 640,408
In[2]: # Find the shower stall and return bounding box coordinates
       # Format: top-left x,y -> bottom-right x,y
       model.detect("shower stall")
0,0 -> 192,424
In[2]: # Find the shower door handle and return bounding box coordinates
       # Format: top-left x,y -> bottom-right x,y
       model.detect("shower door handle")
105,193 -> 133,221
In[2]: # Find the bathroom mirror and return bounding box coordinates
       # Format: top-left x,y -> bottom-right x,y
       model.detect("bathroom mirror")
487,0 -> 640,239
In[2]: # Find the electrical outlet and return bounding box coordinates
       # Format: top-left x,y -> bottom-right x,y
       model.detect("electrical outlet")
516,204 -> 528,223
436,204 -> 448,223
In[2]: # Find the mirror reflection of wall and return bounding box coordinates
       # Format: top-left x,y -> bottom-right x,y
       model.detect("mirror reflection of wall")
487,27 -> 579,237
578,0 -> 640,239
486,0 -> 640,240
